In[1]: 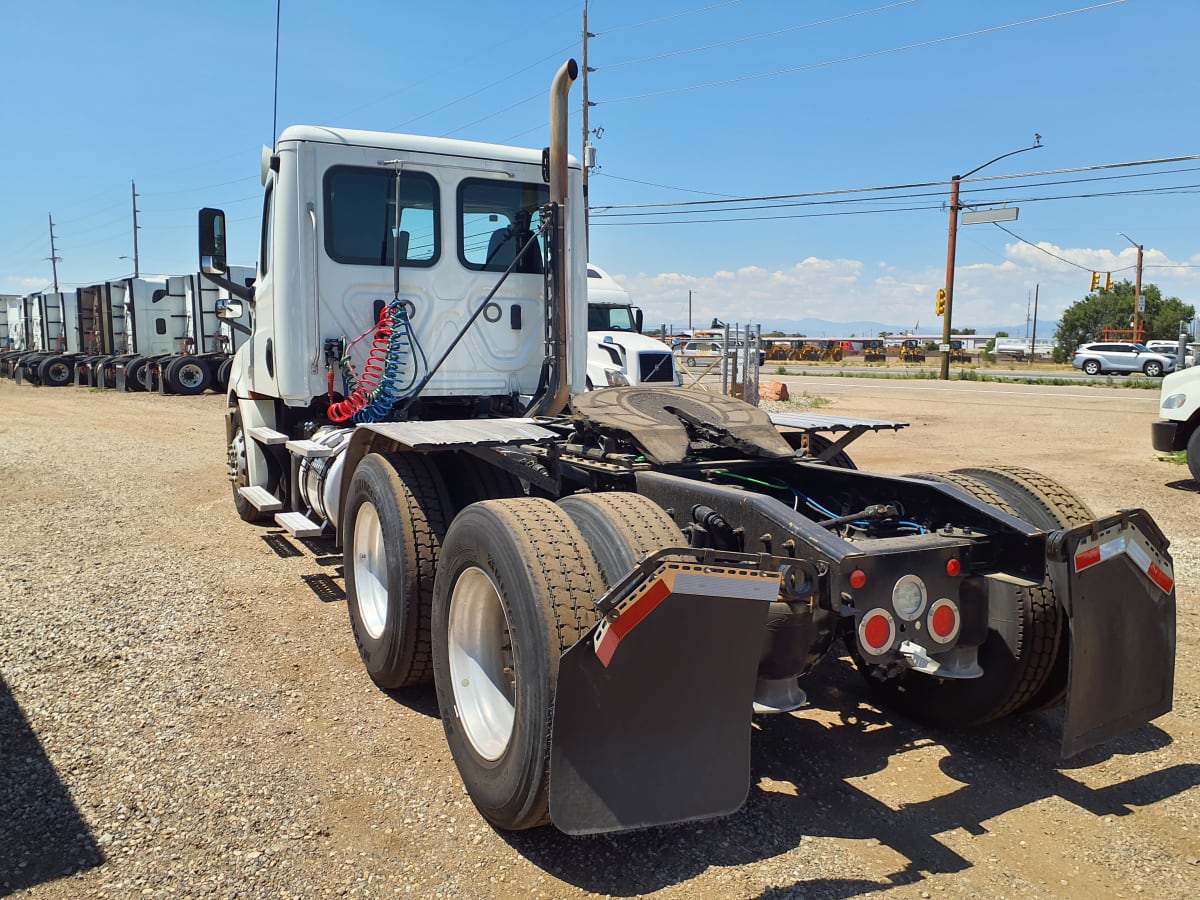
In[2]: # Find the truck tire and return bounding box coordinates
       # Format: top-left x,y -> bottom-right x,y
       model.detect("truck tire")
436,451 -> 523,512
1187,426 -> 1200,485
216,357 -> 233,393
227,407 -> 279,524
857,471 -> 1061,727
344,453 -> 450,690
124,356 -> 149,391
431,499 -> 603,830
953,466 -> 1095,714
166,357 -> 211,395
557,492 -> 684,588
37,355 -> 74,387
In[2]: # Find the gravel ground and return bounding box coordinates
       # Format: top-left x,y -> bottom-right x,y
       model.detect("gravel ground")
1,377 -> 1197,899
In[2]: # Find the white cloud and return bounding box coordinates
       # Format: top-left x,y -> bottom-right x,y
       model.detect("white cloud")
608,241 -> 1198,331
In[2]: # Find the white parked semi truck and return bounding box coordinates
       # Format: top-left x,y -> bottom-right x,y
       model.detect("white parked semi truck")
1152,362 -> 1200,482
8,272 -> 251,392
199,60 -> 1176,835
585,263 -> 679,389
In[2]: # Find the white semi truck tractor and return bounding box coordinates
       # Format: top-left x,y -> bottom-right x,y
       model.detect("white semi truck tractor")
199,59 -> 1176,835
584,263 -> 680,389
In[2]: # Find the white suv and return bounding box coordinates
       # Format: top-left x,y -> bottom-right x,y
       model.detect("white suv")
1072,342 -> 1176,377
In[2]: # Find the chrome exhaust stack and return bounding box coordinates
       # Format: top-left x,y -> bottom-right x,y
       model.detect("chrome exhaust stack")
529,58 -> 577,418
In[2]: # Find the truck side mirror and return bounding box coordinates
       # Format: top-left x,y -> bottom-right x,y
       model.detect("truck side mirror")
199,207 -> 228,275
215,297 -> 244,320
633,307 -> 644,334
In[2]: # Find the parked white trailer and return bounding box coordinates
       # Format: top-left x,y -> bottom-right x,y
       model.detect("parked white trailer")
197,59 -> 1176,836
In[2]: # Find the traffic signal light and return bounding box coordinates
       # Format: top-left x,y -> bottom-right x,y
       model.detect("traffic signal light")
1104,272 -> 1113,291
1090,272 -> 1100,291
935,288 -> 946,316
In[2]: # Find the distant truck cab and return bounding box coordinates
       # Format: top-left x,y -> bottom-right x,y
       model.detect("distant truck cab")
585,264 -> 678,388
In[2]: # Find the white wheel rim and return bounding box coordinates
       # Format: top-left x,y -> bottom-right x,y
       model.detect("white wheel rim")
447,565 -> 515,761
353,502 -> 388,640
178,363 -> 205,388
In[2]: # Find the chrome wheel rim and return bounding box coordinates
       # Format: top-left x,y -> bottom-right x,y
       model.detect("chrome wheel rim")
353,502 -> 388,640
447,565 -> 515,761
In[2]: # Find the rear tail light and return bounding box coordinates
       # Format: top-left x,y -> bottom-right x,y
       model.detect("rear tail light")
858,609 -> 896,656
927,598 -> 960,644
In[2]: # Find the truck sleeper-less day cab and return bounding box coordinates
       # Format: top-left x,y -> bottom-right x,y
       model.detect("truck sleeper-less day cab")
200,60 -> 1175,835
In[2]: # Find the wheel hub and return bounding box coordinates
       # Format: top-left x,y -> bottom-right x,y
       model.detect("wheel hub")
353,502 -> 389,641
447,565 -> 516,761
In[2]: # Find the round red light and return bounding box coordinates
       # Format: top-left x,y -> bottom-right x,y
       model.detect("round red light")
862,612 -> 892,651
931,603 -> 957,639
946,558 -> 962,577
849,569 -> 867,589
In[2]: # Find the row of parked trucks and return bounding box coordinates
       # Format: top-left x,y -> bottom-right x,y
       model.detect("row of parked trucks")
0,267 -> 252,394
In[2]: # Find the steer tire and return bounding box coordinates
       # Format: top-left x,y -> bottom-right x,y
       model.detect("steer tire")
431,499 -> 603,831
557,492 -> 684,588
953,465 -> 1095,714
344,453 -> 451,690
1187,426 -> 1200,485
854,471 -> 1060,728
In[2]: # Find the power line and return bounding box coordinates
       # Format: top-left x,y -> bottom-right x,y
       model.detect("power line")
597,1 -> 918,71
596,1 -> 1127,105
594,171 -> 739,198
592,154 -> 1200,213
595,0 -> 746,36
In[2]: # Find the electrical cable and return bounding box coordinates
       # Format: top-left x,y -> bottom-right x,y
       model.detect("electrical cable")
595,2 -> 1127,105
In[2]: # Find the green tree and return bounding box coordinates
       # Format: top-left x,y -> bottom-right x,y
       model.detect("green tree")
1053,280 -> 1194,360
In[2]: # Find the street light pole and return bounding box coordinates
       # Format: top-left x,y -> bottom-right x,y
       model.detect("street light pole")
1119,232 -> 1145,341
940,138 -> 1043,380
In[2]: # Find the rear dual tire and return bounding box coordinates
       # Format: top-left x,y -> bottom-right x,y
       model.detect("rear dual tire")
432,499 -> 604,830
860,467 -> 1091,728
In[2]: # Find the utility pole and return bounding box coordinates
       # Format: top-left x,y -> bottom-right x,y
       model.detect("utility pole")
46,213 -> 61,292
1119,232 -> 1145,341
131,180 -> 141,278
1031,284 -> 1039,357
688,290 -> 694,332
581,1 -> 594,257
940,139 -> 1042,379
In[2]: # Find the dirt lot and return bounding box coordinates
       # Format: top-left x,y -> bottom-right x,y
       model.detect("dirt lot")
1,377 -> 1196,899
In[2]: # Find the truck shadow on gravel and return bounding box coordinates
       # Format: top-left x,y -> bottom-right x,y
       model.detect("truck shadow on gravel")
0,675 -> 104,896
503,664 -> 1198,898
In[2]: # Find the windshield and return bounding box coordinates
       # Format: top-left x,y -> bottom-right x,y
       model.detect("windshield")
588,304 -> 636,331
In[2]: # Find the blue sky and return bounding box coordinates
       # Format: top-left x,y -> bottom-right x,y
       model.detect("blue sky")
2,0 -> 1197,334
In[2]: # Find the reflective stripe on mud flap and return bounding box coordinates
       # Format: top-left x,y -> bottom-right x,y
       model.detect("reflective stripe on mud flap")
551,562 -> 774,834
1073,521 -> 1175,594
593,566 -> 781,667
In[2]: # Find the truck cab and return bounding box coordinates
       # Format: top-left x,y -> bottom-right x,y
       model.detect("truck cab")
585,264 -> 679,389
1152,363 -> 1200,482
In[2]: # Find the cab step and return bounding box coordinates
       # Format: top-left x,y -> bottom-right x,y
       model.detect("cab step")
247,426 -> 288,445
275,511 -> 324,538
238,485 -> 283,512
285,439 -> 334,458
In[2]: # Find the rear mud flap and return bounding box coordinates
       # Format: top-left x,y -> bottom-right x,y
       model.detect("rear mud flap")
549,566 -> 774,834
1050,510 -> 1176,758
